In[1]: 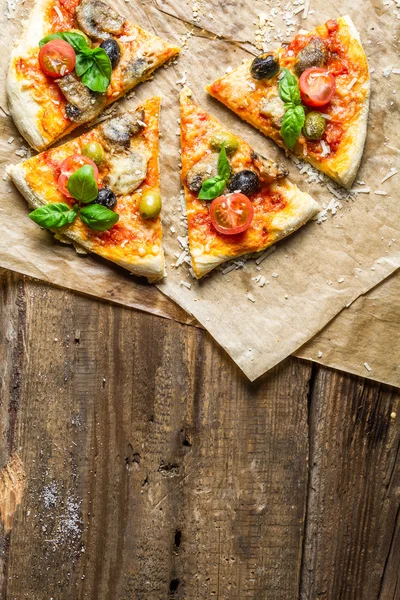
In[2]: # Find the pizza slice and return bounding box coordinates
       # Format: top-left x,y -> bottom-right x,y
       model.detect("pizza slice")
207,16 -> 370,189
180,88 -> 319,279
7,0 -> 179,151
8,96 -> 165,282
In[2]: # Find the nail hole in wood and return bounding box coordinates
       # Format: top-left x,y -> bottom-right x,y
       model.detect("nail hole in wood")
169,578 -> 180,593
174,529 -> 181,548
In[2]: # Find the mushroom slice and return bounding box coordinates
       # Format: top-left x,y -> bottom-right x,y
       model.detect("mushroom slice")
100,110 -> 145,150
56,73 -> 106,124
104,152 -> 148,196
122,57 -> 153,87
294,38 -> 328,76
251,151 -> 288,183
76,0 -> 125,41
186,154 -> 219,193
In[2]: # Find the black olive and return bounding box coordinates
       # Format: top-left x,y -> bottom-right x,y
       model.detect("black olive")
251,53 -> 280,80
65,103 -> 82,121
228,170 -> 260,196
93,187 -> 117,210
100,38 -> 121,69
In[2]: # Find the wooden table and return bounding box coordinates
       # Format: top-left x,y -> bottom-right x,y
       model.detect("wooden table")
0,270 -> 399,599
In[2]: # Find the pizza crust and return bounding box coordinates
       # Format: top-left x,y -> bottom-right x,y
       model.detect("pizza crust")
190,180 -> 319,278
8,162 -> 165,283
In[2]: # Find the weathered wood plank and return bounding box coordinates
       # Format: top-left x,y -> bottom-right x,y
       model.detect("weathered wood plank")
0,272 -> 311,599
300,367 -> 400,600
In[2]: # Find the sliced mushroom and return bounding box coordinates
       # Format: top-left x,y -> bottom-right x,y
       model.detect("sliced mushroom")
259,90 -> 286,128
122,57 -> 153,87
186,154 -> 219,193
100,110 -> 145,150
76,0 -> 125,41
294,38 -> 328,76
56,73 -> 106,124
251,151 -> 288,183
104,152 -> 148,196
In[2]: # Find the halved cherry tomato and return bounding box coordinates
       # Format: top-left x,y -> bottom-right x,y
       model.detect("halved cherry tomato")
299,68 -> 336,107
57,154 -> 99,198
209,193 -> 254,235
38,40 -> 76,78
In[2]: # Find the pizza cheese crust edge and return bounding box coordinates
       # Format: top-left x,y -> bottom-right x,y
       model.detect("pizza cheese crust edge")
206,16 -> 370,190
8,97 -> 165,283
7,0 -> 180,151
180,89 -> 320,279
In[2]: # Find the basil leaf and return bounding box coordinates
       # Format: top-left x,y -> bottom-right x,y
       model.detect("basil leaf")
75,53 -> 94,77
81,48 -> 111,93
39,31 -> 89,53
281,104 -> 305,149
198,175 -> 227,200
217,143 -> 231,181
67,165 -> 98,203
279,68 -> 301,106
80,204 -> 119,231
29,202 -> 77,229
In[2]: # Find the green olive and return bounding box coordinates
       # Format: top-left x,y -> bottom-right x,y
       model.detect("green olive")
303,112 -> 327,141
81,141 -> 105,166
209,132 -> 239,156
69,29 -> 92,47
139,190 -> 162,219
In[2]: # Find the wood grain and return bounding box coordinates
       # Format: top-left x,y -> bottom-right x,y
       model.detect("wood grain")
0,271 -> 399,599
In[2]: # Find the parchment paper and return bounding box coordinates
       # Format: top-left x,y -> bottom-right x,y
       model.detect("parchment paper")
296,271 -> 400,387
0,0 -> 399,383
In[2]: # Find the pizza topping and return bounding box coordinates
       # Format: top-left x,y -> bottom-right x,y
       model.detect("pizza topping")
294,38 -> 328,76
67,164 -> 99,203
38,40 -> 76,78
278,69 -> 306,149
139,190 -> 162,219
251,52 -> 280,80
29,203 -> 78,229
186,153 -> 219,193
56,73 -> 107,123
99,38 -> 121,69
303,112 -> 326,141
92,187 -> 117,209
259,90 -> 286,127
57,154 -> 99,198
104,152 -> 148,195
209,193 -> 254,235
250,152 -> 289,183
100,111 -> 145,149
80,204 -> 119,230
40,31 -> 112,93
122,57 -> 152,87
209,132 -> 239,156
76,0 -> 125,41
82,141 -> 105,166
228,170 -> 260,196
299,68 -> 336,107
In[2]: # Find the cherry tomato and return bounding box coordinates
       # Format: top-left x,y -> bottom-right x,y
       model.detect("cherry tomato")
38,40 -> 76,78
209,193 -> 254,235
57,154 -> 99,198
299,68 -> 336,107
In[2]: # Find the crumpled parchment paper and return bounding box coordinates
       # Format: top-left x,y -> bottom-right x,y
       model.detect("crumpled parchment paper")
0,0 -> 399,383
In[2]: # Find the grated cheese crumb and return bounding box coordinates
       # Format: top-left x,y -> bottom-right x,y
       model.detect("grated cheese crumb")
347,77 -> 358,90
364,362 -> 372,372
374,190 -> 388,196
381,168 -> 397,183
180,280 -> 191,290
302,0 -> 310,19
7,137 -> 14,144
247,293 -> 256,303
271,272 -> 279,278
338,277 -> 344,283
255,245 -> 276,265
54,5 -> 64,20
318,351 -> 323,358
